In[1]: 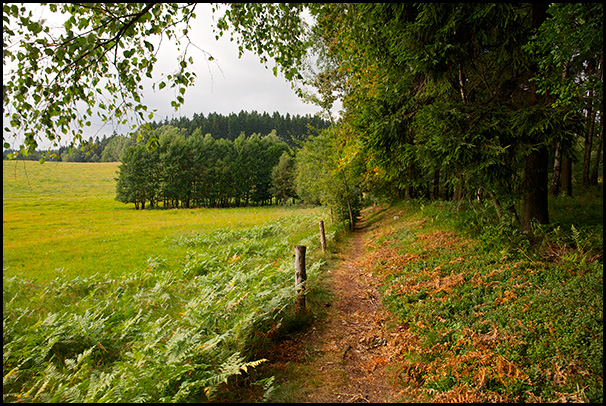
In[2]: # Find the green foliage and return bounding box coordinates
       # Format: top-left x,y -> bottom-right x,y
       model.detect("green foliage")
523,3 -> 603,108
215,3 -> 309,82
2,3 -> 327,155
3,109 -> 328,164
3,159 -> 327,284
301,3 -> 600,227
115,144 -> 158,209
149,110 -> 330,147
115,128 -> 290,209
312,4 -> 570,208
270,152 -> 297,205
294,127 -> 364,230
3,3 -> 602,234
100,134 -> 135,162
371,192 -> 602,402
3,3 -> 198,152
3,213 -> 334,402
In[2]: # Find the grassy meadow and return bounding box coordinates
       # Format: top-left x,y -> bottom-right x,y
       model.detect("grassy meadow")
3,160 -> 324,283
4,159 -> 336,402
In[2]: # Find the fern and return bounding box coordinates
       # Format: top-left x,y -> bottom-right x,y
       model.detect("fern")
205,352 -> 267,393
570,224 -> 586,254
3,211 -> 330,402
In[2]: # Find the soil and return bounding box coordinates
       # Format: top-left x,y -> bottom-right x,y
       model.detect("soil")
260,206 -> 412,403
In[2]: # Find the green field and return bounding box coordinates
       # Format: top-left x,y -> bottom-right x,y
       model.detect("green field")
3,160 -> 325,283
3,159 -> 335,403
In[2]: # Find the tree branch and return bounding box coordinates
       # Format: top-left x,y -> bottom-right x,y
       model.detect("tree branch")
50,3 -> 160,86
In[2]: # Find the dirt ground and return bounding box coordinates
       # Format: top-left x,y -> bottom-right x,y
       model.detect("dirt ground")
261,206 -> 412,403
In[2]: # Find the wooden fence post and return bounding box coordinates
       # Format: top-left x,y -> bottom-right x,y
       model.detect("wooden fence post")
319,220 -> 326,254
294,245 -> 307,312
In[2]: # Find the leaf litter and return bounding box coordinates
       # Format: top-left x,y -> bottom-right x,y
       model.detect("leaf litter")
260,207 -> 492,402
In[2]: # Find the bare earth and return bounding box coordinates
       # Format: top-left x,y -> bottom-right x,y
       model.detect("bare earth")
263,207 -> 412,403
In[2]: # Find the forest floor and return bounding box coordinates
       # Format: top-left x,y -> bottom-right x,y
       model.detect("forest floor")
257,205 -> 413,403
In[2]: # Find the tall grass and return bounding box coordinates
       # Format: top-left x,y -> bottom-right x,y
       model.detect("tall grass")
3,160 -> 335,402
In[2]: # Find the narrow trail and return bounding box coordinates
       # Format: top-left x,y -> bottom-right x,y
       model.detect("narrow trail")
263,208 -> 410,403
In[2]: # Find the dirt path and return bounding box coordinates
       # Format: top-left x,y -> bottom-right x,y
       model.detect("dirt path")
263,208 -> 410,403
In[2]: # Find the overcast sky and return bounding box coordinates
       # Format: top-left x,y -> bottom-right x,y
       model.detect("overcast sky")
140,4 -> 331,123
3,3 -> 340,150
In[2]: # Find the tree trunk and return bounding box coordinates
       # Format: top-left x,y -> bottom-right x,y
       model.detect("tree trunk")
581,53 -> 600,186
327,113 -> 354,231
590,135 -> 602,185
433,168 -> 440,200
476,187 -> 484,204
404,164 -> 415,200
340,166 -> 354,231
561,156 -> 573,197
581,85 -> 596,186
521,145 -> 549,231
549,140 -> 562,195
521,3 -> 549,232
458,65 -> 466,103
488,191 -> 502,221
453,173 -> 463,202
590,110 -> 603,185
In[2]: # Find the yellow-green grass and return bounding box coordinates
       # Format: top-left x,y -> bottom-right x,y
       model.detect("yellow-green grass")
3,160 -> 324,284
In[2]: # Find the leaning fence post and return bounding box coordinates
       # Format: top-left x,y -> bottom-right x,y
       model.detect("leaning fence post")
294,245 -> 307,312
319,220 -> 327,254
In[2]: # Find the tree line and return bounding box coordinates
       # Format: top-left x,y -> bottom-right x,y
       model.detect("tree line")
115,126 -> 295,209
150,110 -> 330,146
219,3 -> 602,231
4,3 -> 602,232
2,110 -> 330,162
115,123 -> 361,230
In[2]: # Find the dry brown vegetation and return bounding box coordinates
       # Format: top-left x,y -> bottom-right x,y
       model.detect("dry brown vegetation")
255,201 -> 602,403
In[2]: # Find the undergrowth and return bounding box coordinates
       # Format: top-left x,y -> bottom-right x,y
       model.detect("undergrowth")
3,212 -> 335,402
367,187 -> 602,402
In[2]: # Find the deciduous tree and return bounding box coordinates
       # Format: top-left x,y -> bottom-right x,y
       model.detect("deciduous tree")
270,151 -> 296,205
4,3 -> 601,231
3,3 -> 201,153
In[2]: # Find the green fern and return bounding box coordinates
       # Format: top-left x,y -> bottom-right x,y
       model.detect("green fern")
3,212 -> 330,402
